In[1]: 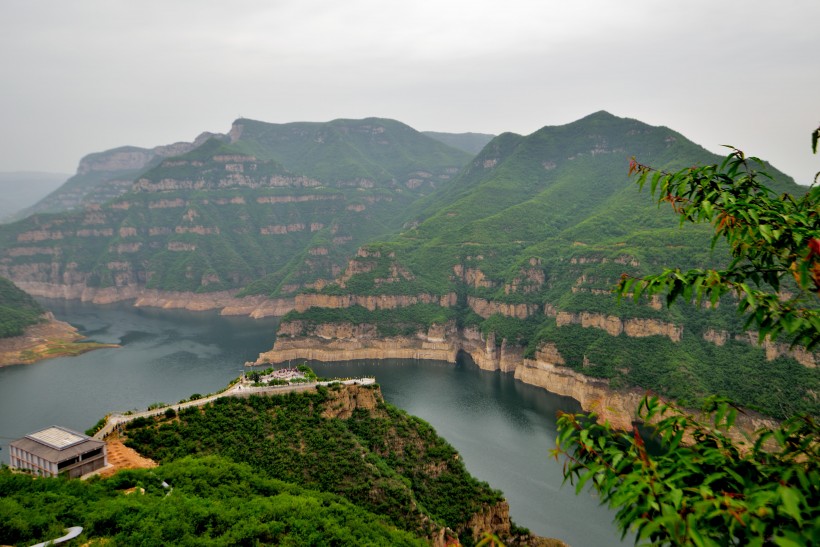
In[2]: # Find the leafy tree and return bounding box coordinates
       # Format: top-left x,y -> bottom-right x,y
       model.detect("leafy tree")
623,147 -> 819,349
553,132 -> 820,545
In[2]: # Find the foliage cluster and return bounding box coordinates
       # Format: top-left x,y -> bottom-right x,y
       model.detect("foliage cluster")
122,388 -> 503,543
624,149 -> 819,348
555,398 -> 819,546
0,455 -> 426,546
554,140 -> 820,545
0,275 -> 44,338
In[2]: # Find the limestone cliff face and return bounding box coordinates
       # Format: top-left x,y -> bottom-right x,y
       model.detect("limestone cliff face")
467,297 -> 541,320
320,384 -> 383,419
464,501 -> 511,543
514,356 -> 645,430
555,310 -> 683,342
12,281 -> 293,318
256,321 -> 459,364
295,292 -> 457,312
77,132 -> 219,176
256,321 -> 785,436
255,319 -> 647,427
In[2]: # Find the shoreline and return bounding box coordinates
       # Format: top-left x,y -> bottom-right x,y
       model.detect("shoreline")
0,314 -> 118,367
13,281 -> 294,318
8,286 -> 784,436
256,321 -> 781,436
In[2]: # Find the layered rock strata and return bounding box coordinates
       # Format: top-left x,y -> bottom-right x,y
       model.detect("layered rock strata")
257,320 -> 781,435
12,281 -> 294,318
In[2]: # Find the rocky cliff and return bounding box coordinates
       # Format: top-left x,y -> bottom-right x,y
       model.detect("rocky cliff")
256,320 -> 784,435
257,321 -> 458,363
12,281 -> 294,318
18,132 -> 223,217
257,319 -> 642,426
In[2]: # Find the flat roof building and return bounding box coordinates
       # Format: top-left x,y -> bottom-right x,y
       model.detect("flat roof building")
9,426 -> 107,478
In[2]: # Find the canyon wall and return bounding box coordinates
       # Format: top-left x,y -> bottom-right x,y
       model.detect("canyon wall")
13,281 -> 293,319
257,320 -> 647,427
257,320 -> 783,435
257,321 -> 459,363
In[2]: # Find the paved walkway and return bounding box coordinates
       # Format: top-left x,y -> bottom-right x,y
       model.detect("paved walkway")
93,377 -> 375,440
30,526 -> 83,547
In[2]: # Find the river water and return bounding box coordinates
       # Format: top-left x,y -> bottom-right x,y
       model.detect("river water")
0,299 -> 623,546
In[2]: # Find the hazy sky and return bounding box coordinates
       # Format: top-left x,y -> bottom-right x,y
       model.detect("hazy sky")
2,0 -> 818,184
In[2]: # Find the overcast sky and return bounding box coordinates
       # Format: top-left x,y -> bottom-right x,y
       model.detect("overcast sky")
1,0 -> 818,184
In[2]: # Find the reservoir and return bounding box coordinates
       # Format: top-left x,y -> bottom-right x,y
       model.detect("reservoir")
0,299 -> 622,546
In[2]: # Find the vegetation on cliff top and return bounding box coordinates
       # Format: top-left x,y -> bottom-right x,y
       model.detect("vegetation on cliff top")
121,385 -> 507,544
0,275 -> 44,338
555,142 -> 820,545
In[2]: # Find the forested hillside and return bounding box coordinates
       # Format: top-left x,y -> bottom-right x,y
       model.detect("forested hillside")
0,118 -> 470,296
120,384 -> 524,544
1,384 -> 548,545
0,456 -> 428,545
278,112 -> 818,419
0,276 -> 43,338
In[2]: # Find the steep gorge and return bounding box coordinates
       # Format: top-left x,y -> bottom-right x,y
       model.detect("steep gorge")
255,319 -> 785,435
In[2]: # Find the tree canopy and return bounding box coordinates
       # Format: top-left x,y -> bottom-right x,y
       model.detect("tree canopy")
554,133 -> 820,546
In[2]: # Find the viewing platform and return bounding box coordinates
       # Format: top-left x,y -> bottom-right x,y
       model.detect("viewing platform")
92,376 -> 376,440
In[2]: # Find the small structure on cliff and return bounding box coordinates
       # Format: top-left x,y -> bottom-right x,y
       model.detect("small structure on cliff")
9,425 -> 107,478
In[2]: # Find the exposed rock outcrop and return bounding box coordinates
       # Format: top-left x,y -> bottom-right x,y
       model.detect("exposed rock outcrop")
257,321 -> 458,364
11,282 -> 294,318
256,320 -> 783,436
320,383 -> 383,419
555,311 -> 683,342
294,292 -> 457,312
468,297 -> 541,319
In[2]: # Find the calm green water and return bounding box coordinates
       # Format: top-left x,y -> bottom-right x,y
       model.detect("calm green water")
0,299 -> 623,546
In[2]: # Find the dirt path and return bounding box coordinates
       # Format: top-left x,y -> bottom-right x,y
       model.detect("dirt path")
99,437 -> 157,477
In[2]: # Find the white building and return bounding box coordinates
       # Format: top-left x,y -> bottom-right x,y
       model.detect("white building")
9,425 -> 107,478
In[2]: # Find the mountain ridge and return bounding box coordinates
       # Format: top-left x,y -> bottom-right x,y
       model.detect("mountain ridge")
1,112 -> 814,421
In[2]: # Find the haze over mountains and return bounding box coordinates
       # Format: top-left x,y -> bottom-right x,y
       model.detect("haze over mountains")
0,172 -> 69,222
0,112 -> 816,422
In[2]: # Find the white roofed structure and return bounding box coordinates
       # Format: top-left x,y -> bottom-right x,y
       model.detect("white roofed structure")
9,425 -> 107,478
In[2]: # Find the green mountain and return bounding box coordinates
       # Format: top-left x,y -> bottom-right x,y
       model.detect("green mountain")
284,111 -> 818,419
0,118 -> 471,296
1,112 -> 814,418
11,132 -> 224,220
0,275 -> 44,338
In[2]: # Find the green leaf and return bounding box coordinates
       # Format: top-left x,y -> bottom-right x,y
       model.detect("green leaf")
777,486 -> 803,525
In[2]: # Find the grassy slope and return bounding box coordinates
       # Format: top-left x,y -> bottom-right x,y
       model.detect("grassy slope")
0,276 -> 44,338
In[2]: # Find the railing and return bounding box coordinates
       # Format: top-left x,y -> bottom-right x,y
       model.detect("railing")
93,377 -> 376,440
